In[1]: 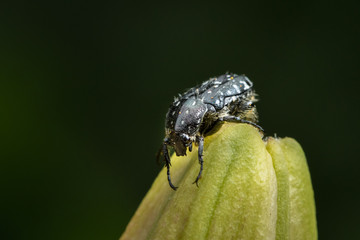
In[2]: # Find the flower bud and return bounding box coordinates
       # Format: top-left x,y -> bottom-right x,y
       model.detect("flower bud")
121,123 -> 317,240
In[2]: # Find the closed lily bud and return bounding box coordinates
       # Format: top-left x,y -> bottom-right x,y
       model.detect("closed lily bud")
120,123 -> 317,240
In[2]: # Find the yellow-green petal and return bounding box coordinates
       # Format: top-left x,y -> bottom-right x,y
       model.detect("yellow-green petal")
266,138 -> 291,240
270,137 -> 317,240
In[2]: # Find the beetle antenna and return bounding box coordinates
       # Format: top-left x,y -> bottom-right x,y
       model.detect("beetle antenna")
156,144 -> 164,165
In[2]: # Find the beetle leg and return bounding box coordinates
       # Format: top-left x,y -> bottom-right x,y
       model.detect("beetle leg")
219,115 -> 265,134
163,141 -> 177,190
193,135 -> 204,187
188,142 -> 193,152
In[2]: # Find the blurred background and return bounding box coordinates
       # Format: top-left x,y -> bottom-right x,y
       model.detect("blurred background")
1,1 -> 359,239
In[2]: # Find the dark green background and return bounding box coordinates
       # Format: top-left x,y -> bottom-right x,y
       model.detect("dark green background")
1,1 -> 359,239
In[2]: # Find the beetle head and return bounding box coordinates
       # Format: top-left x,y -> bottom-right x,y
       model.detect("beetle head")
167,132 -> 191,156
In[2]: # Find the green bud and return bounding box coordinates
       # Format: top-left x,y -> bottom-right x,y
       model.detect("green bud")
120,123 -> 317,240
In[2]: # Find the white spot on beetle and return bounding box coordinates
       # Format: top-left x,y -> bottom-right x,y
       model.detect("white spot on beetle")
215,99 -> 220,105
185,110 -> 189,114
214,85 -> 219,88
207,90 -> 212,94
192,101 -> 196,106
233,84 -> 240,93
227,90 -> 232,94
181,120 -> 185,125
243,82 -> 250,90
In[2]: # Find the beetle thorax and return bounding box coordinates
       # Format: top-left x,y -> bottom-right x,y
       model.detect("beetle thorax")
174,98 -> 207,134
165,97 -> 208,156
166,97 -> 208,135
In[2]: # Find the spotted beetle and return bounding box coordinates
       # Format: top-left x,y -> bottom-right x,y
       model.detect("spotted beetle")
162,73 -> 264,190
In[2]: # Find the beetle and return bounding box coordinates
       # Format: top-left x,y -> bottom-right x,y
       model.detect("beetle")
162,73 -> 264,190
